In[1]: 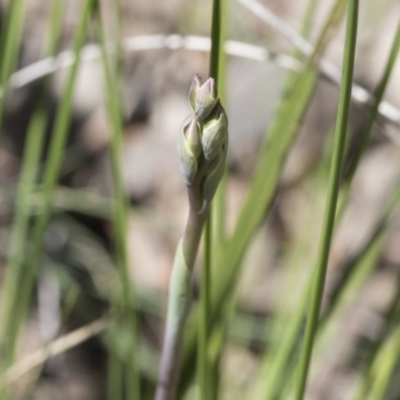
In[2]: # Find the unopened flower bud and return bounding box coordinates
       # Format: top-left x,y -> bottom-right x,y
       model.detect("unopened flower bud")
178,117 -> 202,185
201,101 -> 228,161
188,75 -> 218,121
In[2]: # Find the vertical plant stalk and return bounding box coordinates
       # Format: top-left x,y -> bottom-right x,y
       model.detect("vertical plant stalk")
0,0 -> 26,139
198,1 -> 223,399
96,6 -> 140,399
156,76 -> 228,400
294,1 -> 358,399
157,211 -> 207,400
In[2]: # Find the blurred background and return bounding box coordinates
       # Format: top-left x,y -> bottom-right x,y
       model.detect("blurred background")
0,0 -> 400,399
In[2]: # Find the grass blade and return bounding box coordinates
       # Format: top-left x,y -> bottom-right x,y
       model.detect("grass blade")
198,1 -> 224,398
294,1 -> 359,398
0,0 -> 26,137
96,6 -> 141,399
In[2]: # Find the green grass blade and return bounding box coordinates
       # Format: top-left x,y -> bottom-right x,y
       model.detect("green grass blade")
212,0 -> 228,251
0,0 -> 26,137
294,1 -> 359,399
198,1 -> 224,398
96,8 -> 140,400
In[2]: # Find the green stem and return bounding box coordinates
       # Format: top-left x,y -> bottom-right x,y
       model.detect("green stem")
212,0 -> 228,251
96,8 -> 140,399
209,0 -> 222,82
0,0 -> 26,139
294,1 -> 358,399
197,1 -> 223,398
156,208 -> 207,400
198,215 -> 212,400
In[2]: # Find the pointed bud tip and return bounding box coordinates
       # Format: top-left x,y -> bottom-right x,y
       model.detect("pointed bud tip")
188,75 -> 218,121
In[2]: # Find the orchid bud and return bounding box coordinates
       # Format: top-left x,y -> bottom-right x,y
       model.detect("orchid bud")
188,75 -> 218,121
201,101 -> 228,161
178,117 -> 202,185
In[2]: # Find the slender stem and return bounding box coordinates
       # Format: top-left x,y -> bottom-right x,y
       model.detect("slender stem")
156,208 -> 207,400
183,208 -> 208,268
198,215 -> 212,400
96,7 -> 140,399
294,1 -> 358,399
197,1 -> 222,398
213,0 -> 228,251
0,0 -> 26,139
209,0 -> 222,82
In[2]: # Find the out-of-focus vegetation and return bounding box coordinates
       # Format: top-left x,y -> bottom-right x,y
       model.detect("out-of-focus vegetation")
0,0 -> 399,399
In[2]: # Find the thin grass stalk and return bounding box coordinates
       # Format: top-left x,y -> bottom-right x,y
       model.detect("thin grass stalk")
294,1 -> 358,399
212,0 -> 228,250
96,9 -> 140,399
197,1 -> 223,399
207,4 -> 229,394
198,216 -> 212,400
96,4 -> 127,400
156,211 -> 208,400
0,0 -> 66,379
0,0 -> 95,379
107,324 -> 124,400
0,0 -> 26,138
